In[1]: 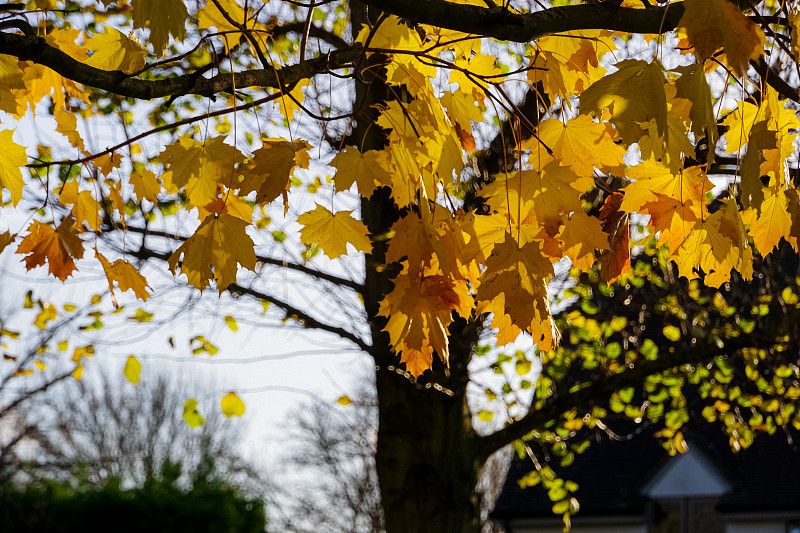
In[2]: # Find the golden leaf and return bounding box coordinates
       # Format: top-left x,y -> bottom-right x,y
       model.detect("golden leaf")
679,0 -> 766,78
168,214 -> 256,293
97,253 -> 151,300
85,28 -> 147,73
297,205 -> 372,259
0,130 -> 27,205
221,392 -> 246,417
124,355 -> 141,384
132,0 -> 188,56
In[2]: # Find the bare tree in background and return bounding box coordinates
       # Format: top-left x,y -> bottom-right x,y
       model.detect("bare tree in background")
272,384 -> 510,533
11,368 -> 265,496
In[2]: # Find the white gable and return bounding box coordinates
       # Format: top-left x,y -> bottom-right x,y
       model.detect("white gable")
641,444 -> 732,499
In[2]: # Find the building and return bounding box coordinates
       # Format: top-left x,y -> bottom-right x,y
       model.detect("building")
492,423 -> 800,533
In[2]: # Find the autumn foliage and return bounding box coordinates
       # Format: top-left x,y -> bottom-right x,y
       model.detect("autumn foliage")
4,0 -> 800,530
1,0 -> 792,379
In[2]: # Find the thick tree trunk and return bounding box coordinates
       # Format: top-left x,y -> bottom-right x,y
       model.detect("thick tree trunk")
348,5 -> 485,530
374,360 -> 482,533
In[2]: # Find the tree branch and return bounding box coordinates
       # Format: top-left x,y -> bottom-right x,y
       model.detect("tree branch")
0,19 -> 362,100
475,312 -> 795,461
122,225 -> 364,291
122,244 -> 371,352
359,0 -> 686,42
228,283 -> 371,352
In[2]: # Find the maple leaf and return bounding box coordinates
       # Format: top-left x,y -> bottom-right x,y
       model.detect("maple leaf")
130,169 -> 161,203
580,59 -> 668,146
330,146 -> 391,196
379,268 -> 472,376
168,214 -> 257,293
558,211 -> 609,272
16,218 -> 84,281
598,192 -> 631,283
97,253 -> 151,301
0,130 -> 27,205
158,135 -> 242,208
529,30 -> 612,100
536,115 -> 626,177
132,0 -> 188,56
238,140 -> 311,204
54,105 -> 85,154
297,205 -> 372,259
476,233 -> 557,350
85,28 -> 147,73
0,231 -> 13,256
0,56 -> 24,114
743,189 -> 796,255
673,63 -> 719,157
58,181 -> 101,232
679,0 -> 766,78
182,399 -> 205,428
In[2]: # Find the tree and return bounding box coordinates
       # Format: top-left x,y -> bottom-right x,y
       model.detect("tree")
11,369 -> 263,494
1,0 -> 800,531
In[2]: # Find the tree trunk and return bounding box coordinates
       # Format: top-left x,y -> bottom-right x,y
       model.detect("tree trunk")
374,360 -> 482,533
347,4 -> 485,530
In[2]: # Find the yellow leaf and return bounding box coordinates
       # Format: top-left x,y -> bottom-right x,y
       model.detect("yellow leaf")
580,59 -> 668,146
336,395 -> 353,406
297,205 -> 372,259
132,0 -> 189,56
16,219 -> 84,281
0,130 -> 27,205
331,146 -> 391,196
72,364 -> 84,381
379,268 -> 473,376
97,253 -> 151,300
183,399 -> 205,428
197,0 -> 247,44
721,101 -> 758,155
221,392 -> 246,417
224,315 -> 238,331
124,355 -> 141,384
168,214 -> 257,292
536,115 -> 626,177
238,140 -> 311,204
35,360 -> 46,371
673,63 -> 719,154
58,181 -> 101,231
0,55 -> 24,114
130,169 -> 161,203
158,135 -> 242,208
790,8 -> 800,64
45,29 -> 88,62
277,79 -> 312,122
450,54 -> 500,94
743,189 -> 794,255
440,90 -> 483,126
85,28 -> 147,72
679,0 -> 766,78
476,233 -> 557,350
